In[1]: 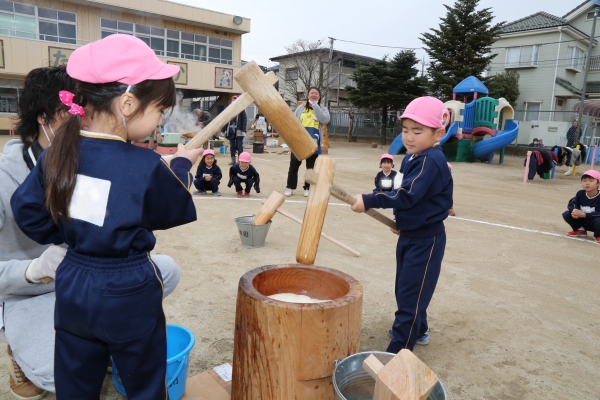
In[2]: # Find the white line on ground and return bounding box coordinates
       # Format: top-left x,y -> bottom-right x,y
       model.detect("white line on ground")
192,195 -> 349,207
192,196 -> 597,245
450,216 -> 597,244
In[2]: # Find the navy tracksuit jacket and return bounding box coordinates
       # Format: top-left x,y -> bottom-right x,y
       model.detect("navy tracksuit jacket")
362,146 -> 452,352
11,132 -> 197,399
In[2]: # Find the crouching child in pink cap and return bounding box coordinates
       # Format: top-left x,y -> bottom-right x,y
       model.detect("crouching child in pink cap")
351,96 -> 453,352
374,153 -> 402,192
194,149 -> 223,196
11,34 -> 203,399
563,169 -> 600,243
227,151 -> 260,197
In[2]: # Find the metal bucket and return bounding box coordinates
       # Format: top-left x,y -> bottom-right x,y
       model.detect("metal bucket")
333,351 -> 447,400
234,215 -> 271,248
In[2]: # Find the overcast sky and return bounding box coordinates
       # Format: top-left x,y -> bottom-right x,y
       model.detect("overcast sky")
174,0 -> 576,68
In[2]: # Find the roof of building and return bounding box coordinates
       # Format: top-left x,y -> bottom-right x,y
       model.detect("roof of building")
563,0 -> 591,18
555,77 -> 600,95
266,65 -> 279,72
501,11 -> 568,34
270,49 -> 378,64
453,76 -> 489,95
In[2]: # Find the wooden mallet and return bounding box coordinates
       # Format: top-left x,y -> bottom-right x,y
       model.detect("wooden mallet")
261,197 -> 360,257
296,156 -> 335,265
304,170 -> 397,229
253,191 -> 286,225
362,350 -> 439,400
185,61 -> 317,161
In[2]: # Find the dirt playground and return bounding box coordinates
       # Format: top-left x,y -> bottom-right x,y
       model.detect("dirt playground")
0,136 -> 598,399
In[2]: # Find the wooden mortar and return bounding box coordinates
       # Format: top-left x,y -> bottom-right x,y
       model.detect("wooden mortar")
232,264 -> 363,400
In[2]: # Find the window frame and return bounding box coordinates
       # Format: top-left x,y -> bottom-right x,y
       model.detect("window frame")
566,45 -> 586,72
0,2 -> 76,44
524,101 -> 541,121
285,68 -> 298,81
100,17 -> 233,64
504,45 -> 540,68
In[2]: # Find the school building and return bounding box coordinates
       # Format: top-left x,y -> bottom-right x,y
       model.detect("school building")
0,0 -> 251,132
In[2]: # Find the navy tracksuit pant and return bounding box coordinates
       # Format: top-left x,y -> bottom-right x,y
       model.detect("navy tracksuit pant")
54,251 -> 167,399
563,211 -> 600,237
194,177 -> 220,193
387,232 -> 445,353
232,176 -> 254,193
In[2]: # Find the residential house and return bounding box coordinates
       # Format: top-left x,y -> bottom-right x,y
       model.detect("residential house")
269,49 -> 377,108
0,0 -> 251,132
488,1 -> 600,144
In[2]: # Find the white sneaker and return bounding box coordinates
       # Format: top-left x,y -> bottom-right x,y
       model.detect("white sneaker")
303,189 -> 309,197
284,188 -> 293,197
564,168 -> 573,176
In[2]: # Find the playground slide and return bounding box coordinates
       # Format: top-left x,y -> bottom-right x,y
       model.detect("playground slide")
387,121 -> 459,155
471,119 -> 519,160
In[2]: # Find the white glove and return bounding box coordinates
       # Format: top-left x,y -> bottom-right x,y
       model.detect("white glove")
26,245 -> 67,283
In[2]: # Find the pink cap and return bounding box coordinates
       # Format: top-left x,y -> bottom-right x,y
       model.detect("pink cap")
67,34 -> 180,85
380,153 -> 394,162
232,95 -> 239,101
239,152 -> 251,163
202,149 -> 215,157
399,96 -> 450,129
582,169 -> 600,181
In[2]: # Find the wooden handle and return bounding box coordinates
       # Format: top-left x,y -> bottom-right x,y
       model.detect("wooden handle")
262,199 -> 360,257
296,156 -> 335,265
253,191 -> 285,225
305,171 -> 397,230
184,71 -> 278,150
234,61 -> 317,160
374,349 -> 439,400
363,354 -> 384,380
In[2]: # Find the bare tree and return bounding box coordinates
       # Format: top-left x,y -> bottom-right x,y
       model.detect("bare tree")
279,39 -> 332,104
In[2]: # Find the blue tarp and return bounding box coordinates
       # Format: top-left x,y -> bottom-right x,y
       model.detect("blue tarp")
453,76 -> 489,96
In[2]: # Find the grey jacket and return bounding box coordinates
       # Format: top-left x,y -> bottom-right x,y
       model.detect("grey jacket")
294,102 -> 330,154
0,140 -> 54,310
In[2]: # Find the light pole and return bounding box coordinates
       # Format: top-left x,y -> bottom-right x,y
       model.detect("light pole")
577,2 -> 600,138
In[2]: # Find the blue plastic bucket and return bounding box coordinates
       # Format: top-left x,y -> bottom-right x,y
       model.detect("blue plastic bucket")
112,324 -> 195,400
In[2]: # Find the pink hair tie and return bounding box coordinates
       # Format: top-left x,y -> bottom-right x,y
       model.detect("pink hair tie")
58,90 -> 85,118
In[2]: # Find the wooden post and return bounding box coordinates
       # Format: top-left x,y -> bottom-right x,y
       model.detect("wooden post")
235,62 -> 317,160
296,156 -> 335,265
253,191 -> 285,225
184,72 -> 278,151
231,264 -> 363,400
523,151 -> 531,183
363,351 -> 439,400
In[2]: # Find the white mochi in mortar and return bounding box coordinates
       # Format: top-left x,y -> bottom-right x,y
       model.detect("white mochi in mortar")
268,293 -> 330,303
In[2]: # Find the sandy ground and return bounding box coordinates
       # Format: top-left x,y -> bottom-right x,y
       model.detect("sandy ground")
0,135 -> 599,399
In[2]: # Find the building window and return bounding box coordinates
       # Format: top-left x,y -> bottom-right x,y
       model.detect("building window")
567,46 -> 585,72
101,18 -> 232,64
0,2 -> 76,43
0,87 -> 18,112
524,102 -> 541,121
505,45 -> 539,68
285,68 -> 298,80
587,11 -> 599,19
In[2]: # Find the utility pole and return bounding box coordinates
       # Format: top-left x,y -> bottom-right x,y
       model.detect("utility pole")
326,37 -> 335,104
577,4 -> 600,138
421,56 -> 425,77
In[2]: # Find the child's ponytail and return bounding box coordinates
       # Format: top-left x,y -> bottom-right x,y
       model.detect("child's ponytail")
44,112 -> 82,222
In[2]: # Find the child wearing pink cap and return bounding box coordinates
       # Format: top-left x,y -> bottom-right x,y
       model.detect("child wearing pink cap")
227,151 -> 261,197
11,34 -> 203,399
374,153 -> 401,192
351,96 -> 453,352
562,169 -> 600,243
194,148 -> 223,196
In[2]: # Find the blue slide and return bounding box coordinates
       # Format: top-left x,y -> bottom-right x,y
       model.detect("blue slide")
387,121 -> 459,155
471,119 -> 519,160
